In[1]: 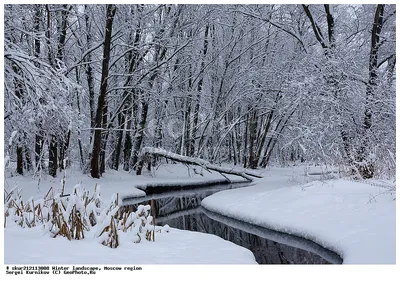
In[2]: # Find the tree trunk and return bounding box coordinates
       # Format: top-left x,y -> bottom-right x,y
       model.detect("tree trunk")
100,102 -> 109,175
16,144 -> 23,175
191,24 -> 210,157
24,144 -> 32,172
56,4 -> 70,172
49,136 -> 58,177
45,4 -> 53,66
248,109 -> 258,169
35,134 -> 43,170
133,100 -> 149,175
33,5 -> 43,171
123,108 -> 134,171
112,112 -> 124,170
56,4 -> 69,63
139,147 -> 263,181
84,5 -> 96,138
90,4 -> 117,178
59,128 -> 71,170
357,4 -> 385,179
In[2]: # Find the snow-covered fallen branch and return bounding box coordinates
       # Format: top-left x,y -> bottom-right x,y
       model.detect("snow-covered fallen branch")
139,147 -> 263,182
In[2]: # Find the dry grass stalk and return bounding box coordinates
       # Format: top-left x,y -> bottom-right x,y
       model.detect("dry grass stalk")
44,187 -> 53,201
89,212 -> 96,227
5,185 -> 159,248
146,228 -> 155,242
100,217 -> 119,248
69,206 -> 86,240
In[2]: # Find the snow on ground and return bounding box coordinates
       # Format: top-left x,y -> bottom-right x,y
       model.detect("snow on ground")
202,177 -> 396,264
4,163 -> 245,203
4,223 -> 256,264
4,163 -> 396,265
3,163 -> 256,265
4,169 -> 145,202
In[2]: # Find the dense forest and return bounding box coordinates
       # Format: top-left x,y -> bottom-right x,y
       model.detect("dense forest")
4,4 -> 396,179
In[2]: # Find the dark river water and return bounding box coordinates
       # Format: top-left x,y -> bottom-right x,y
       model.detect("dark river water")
123,183 -> 343,264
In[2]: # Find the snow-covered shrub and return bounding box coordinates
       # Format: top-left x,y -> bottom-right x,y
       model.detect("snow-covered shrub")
4,187 -> 43,228
94,194 -> 156,247
98,217 -> 119,249
43,184 -> 91,240
4,184 -> 162,249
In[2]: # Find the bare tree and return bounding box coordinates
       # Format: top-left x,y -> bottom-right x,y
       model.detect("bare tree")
90,4 -> 117,178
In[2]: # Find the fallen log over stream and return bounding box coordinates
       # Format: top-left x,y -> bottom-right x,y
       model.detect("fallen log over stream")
138,147 -> 263,182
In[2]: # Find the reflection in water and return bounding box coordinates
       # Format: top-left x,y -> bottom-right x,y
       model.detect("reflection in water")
123,184 -> 342,265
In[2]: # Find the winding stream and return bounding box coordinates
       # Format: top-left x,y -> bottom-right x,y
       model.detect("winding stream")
123,183 -> 343,264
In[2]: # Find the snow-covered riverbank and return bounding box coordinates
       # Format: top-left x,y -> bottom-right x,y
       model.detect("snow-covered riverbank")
4,224 -> 256,264
3,164 -> 255,265
3,164 -> 396,266
202,177 -> 396,264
